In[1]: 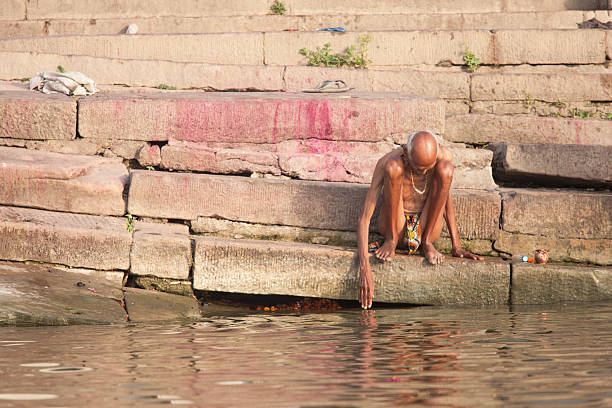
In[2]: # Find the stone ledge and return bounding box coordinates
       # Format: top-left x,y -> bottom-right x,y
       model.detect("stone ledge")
490,143 -> 612,188
0,91 -> 76,141
0,147 -> 128,216
0,206 -> 132,270
501,188 -> 612,240
128,171 -> 501,239
512,263 -> 612,304
193,236 -> 509,305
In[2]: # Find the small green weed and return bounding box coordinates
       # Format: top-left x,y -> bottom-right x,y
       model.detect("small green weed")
300,35 -> 372,69
572,108 -> 592,119
523,90 -> 535,111
607,114 -> 612,120
270,0 -> 286,15
126,213 -> 134,233
156,84 -> 177,90
553,99 -> 565,107
145,165 -> 155,171
463,47 -> 481,73
57,65 -> 65,73
19,77 -> 30,82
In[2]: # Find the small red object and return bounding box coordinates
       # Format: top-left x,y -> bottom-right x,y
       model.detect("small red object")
284,28 -> 297,31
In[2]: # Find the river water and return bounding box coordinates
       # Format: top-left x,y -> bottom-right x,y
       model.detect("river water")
1,302 -> 612,407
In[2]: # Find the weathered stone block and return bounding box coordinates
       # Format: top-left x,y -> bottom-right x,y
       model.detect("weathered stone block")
490,143 -> 612,187
0,0 -> 26,19
0,51 -> 284,90
501,189 -> 612,239
0,33 -> 264,65
0,206 -> 132,270
0,147 -> 128,216
512,263 -> 612,304
123,287 -> 201,322
80,92 -> 444,143
193,236 -> 510,305
128,171 -> 501,239
136,144 -> 161,167
471,72 -> 612,102
494,30 -> 606,64
494,231 -> 611,266
445,114 -> 612,146
130,222 -> 192,280
0,91 -> 76,140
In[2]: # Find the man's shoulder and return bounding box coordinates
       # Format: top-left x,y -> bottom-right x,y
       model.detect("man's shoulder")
437,146 -> 453,162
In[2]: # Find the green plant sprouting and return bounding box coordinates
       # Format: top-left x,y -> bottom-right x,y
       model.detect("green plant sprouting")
270,0 -> 286,15
126,213 -> 134,233
57,65 -> 65,73
572,108 -> 593,119
156,84 -> 177,90
299,35 -> 372,69
463,47 -> 480,73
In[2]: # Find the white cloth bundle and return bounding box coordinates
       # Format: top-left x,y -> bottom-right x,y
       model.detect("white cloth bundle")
29,71 -> 98,96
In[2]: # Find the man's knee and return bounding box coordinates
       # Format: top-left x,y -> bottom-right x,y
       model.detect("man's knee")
434,160 -> 454,182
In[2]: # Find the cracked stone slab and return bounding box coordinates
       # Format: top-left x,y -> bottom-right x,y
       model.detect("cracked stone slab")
0,146 -> 128,215
512,263 -> 612,304
128,171 -> 500,239
0,261 -> 126,326
78,92 -> 444,143
193,236 -> 509,305
0,205 -> 132,270
0,91 -> 76,140
130,221 -> 192,280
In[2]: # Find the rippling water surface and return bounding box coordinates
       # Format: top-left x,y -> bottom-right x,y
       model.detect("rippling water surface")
2,302 -> 612,407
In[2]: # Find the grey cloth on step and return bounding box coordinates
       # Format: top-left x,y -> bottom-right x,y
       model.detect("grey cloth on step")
29,71 -> 98,96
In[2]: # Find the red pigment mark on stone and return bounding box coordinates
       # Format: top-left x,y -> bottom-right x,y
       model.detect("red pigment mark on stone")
272,102 -> 280,143
575,120 -> 582,144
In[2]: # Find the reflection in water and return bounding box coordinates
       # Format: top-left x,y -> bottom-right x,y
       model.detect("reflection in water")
1,303 -> 612,407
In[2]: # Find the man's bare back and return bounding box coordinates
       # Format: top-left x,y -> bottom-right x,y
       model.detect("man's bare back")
357,131 -> 483,309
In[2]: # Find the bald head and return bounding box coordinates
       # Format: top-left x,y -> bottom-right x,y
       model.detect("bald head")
405,131 -> 438,172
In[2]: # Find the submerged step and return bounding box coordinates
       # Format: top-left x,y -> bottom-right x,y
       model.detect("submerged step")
445,114 -> 612,146
0,205 -> 131,270
490,143 -> 612,188
0,91 -> 76,140
192,236 -> 510,305
128,171 -> 501,240
0,147 -> 128,216
78,92 -> 445,143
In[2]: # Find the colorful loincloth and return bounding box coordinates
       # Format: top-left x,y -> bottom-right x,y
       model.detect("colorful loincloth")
404,214 -> 422,254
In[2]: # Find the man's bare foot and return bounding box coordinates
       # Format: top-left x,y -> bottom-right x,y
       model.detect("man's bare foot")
374,241 -> 395,261
422,242 -> 444,264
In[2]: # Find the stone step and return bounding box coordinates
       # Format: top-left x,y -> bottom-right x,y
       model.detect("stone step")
0,146 -> 128,216
490,143 -> 612,187
158,141 -> 497,189
500,188 -> 612,240
2,11 -> 610,38
0,205 -> 132,270
0,91 -> 76,140
77,91 -> 445,143
192,236 -> 510,305
0,30 -> 605,67
18,0 -> 608,20
511,263 -> 612,304
128,171 -> 502,240
444,114 -> 612,146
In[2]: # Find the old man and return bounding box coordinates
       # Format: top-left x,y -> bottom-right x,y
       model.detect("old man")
357,131 -> 483,309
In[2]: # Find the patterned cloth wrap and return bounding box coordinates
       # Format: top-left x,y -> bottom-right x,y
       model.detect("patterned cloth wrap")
404,214 -> 422,254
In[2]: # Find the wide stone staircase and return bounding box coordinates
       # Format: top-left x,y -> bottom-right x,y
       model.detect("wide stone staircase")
0,0 -> 610,306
